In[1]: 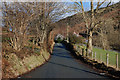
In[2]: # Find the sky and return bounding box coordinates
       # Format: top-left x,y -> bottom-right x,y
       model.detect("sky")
59,1 -> 119,20
0,0 -> 119,26
0,0 -> 120,2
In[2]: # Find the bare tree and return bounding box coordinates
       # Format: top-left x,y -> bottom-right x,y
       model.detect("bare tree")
75,0 -> 112,56
2,2 -> 31,51
28,2 -> 78,50
2,2 -> 78,51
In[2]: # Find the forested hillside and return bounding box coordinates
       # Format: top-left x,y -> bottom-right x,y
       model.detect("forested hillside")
56,2 -> 120,51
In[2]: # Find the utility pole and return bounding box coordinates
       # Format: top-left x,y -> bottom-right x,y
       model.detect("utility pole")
66,23 -> 69,43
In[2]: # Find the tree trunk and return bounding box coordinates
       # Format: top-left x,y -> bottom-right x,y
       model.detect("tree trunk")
87,30 -> 93,56
32,39 -> 35,51
86,1 -> 94,57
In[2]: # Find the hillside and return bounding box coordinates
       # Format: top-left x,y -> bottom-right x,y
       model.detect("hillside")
56,2 -> 120,51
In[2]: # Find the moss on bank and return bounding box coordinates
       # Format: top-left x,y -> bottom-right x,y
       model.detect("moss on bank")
2,50 -> 50,78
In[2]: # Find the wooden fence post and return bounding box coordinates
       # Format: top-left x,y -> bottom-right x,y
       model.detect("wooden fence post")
95,52 -> 96,61
80,48 -> 82,55
84,49 -> 86,57
116,54 -> 118,70
106,53 -> 109,66
81,48 -> 82,55
92,52 -> 93,60
82,48 -> 84,56
100,53 -> 102,63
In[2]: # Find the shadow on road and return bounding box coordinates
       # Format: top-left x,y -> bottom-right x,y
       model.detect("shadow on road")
52,54 -> 73,59
48,61 -> 108,78
56,46 -> 66,49
54,43 -> 66,49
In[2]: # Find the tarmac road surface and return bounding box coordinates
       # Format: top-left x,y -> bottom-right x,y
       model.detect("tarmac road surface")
22,43 -> 109,78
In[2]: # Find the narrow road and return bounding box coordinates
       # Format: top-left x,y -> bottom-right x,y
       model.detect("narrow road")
22,43 -> 108,78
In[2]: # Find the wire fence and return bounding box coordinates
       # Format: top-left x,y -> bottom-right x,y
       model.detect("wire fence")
74,44 -> 120,71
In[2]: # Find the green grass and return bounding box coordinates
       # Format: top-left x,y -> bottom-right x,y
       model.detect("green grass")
76,44 -> 120,69
92,48 -> 119,68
